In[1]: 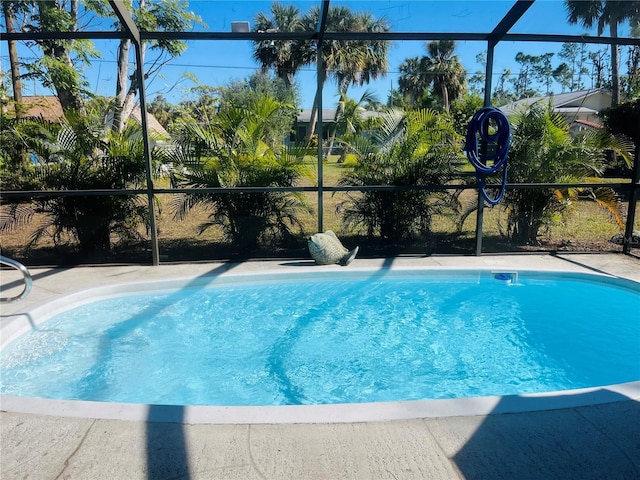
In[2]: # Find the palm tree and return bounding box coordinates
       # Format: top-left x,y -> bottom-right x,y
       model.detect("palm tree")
303,5 -> 390,141
397,56 -> 431,105
566,0 -> 640,105
329,90 -> 379,160
423,40 -> 467,113
168,95 -> 311,250
253,3 -> 309,87
253,4 -> 390,141
338,108 -> 461,243
333,12 -> 390,94
502,102 -> 632,245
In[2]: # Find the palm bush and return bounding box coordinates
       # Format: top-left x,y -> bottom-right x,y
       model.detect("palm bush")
338,108 -> 462,243
503,102 -> 632,245
1,110 -> 153,255
168,95 -> 312,250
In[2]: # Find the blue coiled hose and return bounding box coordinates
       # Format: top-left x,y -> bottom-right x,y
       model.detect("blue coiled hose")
464,106 -> 511,205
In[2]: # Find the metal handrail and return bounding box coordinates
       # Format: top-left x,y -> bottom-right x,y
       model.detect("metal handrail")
0,255 -> 33,303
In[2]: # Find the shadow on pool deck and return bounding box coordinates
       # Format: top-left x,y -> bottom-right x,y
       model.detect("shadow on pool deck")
452,389 -> 640,480
130,388 -> 640,480
121,262 -> 239,480
147,405 -> 190,480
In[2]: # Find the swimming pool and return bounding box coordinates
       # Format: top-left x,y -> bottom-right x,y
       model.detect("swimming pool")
1,267 -> 639,422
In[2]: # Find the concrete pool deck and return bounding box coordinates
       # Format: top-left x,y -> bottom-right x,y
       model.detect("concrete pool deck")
1,253 -> 639,479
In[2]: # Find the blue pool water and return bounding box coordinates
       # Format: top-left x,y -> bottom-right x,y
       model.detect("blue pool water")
1,271 -> 639,406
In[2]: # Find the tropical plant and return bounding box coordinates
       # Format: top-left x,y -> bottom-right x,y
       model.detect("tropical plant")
566,0 -> 640,105
600,98 -> 640,245
329,90 -> 380,160
168,95 -> 312,250
337,108 -> 461,243
254,3 -> 390,140
217,71 -> 300,149
423,40 -> 467,112
253,2 -> 308,87
397,56 -> 431,106
1,109 -> 154,255
397,40 -> 467,112
501,102 -> 632,245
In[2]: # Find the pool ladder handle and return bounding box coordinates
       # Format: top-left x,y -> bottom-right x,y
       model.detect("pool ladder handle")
0,255 -> 33,303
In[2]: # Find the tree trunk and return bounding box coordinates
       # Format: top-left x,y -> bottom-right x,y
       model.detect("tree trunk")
114,41 -> 147,132
37,2 -> 85,113
113,39 -> 131,132
306,70 -> 327,143
307,91 -> 320,143
113,0 -> 147,132
2,4 -> 23,112
441,83 -> 450,113
609,19 -> 620,106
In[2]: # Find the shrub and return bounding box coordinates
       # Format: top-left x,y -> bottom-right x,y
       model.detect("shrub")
168,95 -> 312,250
338,108 -> 461,243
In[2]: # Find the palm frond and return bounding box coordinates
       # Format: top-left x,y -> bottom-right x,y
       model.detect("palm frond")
0,204 -> 35,233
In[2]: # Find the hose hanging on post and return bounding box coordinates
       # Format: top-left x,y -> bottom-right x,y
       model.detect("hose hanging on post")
464,106 -> 511,205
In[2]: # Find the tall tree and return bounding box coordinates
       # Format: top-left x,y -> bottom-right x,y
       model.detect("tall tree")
14,0 -> 94,112
533,52 -> 555,95
493,68 -> 515,104
111,0 -> 203,132
423,40 -> 467,113
558,42 -> 590,91
553,62 -> 574,92
253,3 -> 390,141
468,52 -> 487,96
253,2 -> 308,87
566,0 -> 640,105
2,1 -> 24,111
303,5 -> 390,140
589,48 -> 610,88
514,52 -> 539,98
4,1 -> 201,128
621,15 -> 640,98
397,56 -> 431,105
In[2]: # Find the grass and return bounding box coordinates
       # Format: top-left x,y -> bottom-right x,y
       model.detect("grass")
1,157 -> 637,265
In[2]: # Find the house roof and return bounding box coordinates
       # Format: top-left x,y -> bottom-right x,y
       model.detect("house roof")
498,88 -> 611,117
297,108 -> 382,123
129,106 -> 169,138
554,106 -> 600,115
3,95 -> 168,137
572,119 -> 603,129
3,95 -> 64,122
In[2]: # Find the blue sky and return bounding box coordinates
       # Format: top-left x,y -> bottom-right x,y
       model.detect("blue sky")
145,0 -> 635,107
2,1 -> 636,108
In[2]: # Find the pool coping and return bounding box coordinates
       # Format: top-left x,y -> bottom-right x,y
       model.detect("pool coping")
1,381 -> 639,424
2,255 -> 639,424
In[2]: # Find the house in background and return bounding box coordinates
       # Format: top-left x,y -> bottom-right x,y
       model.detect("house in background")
289,108 -> 383,146
289,109 -> 339,145
123,106 -> 169,141
3,95 -> 169,142
2,95 -> 64,122
498,88 -> 612,135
